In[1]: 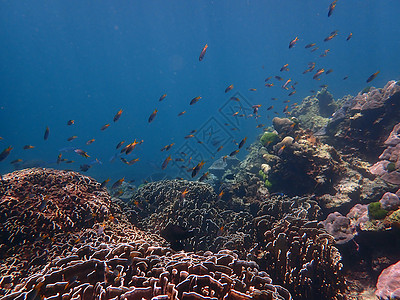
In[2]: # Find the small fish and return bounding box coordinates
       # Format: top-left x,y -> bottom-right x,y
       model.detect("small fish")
116,141 -> 125,149
326,69 -> 333,75
23,145 -> 34,150
190,96 -> 202,105
225,84 -> 234,93
161,143 -> 175,151
44,126 -> 50,140
175,158 -> 184,162
267,105 -> 274,111
232,112 -> 239,116
366,71 -> 380,83
305,43 -> 316,49
125,139 -> 142,155
230,96 -> 240,101
111,178 -> 125,189
67,120 -> 74,125
199,44 -> 208,61
282,78 -> 291,89
313,68 -> 325,80
278,145 -> 286,155
320,49 -> 330,57
280,63 -> 289,72
229,149 -> 239,156
66,160 -> 74,164
328,0 -> 337,17
346,33 -> 353,41
217,190 -> 224,200
289,37 -> 299,49
249,88 -> 257,91
120,157 -> 129,164
161,155 -> 172,170
199,172 -> 209,182
217,145 -> 223,152
178,111 -> 186,116
311,47 -> 319,52
74,149 -> 90,158
127,158 -> 139,165
265,76 -> 272,82
191,160 -> 205,178
67,136 -> 77,142
114,190 -> 123,197
57,153 -> 62,164
271,97 -> 277,100
101,124 -> 110,131
343,76 -> 349,80
283,100 -> 291,103
256,124 -> 264,128
159,94 -> 167,102
283,105 -> 289,113
288,90 -> 296,96
324,32 -> 338,42
86,139 -> 95,145
100,178 -> 110,189
275,76 -> 283,81
10,159 -> 22,164
238,137 -> 247,149
265,83 -> 274,87
113,109 -> 123,122
148,109 -> 158,123
181,189 -> 189,200
184,134 -> 194,139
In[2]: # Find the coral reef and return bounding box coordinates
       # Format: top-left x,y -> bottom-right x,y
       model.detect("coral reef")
291,88 -> 338,132
376,260 -> 400,299
254,217 -> 345,300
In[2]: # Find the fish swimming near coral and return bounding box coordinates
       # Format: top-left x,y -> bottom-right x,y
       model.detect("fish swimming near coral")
161,155 -> 172,170
160,223 -> 195,251
366,71 -> 380,83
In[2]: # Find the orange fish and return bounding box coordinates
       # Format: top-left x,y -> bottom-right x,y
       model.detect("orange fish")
280,63 -> 289,72
57,153 -> 62,164
218,190 -> 224,200
288,90 -> 296,96
101,124 -> 110,131
161,143 -> 175,151
178,111 -> 186,116
86,139 -> 95,145
313,68 -> 325,80
159,94 -> 167,102
127,158 -> 139,165
278,145 -> 286,156
181,189 -> 189,200
116,141 -> 125,149
229,149 -> 239,156
249,88 -> 257,91
320,49 -> 330,57
346,33 -> 352,41
328,0 -> 337,17
217,145 -> 223,152
283,105 -> 289,113
44,126 -> 50,140
67,136 -> 77,141
113,109 -> 123,122
305,43 -> 316,48
265,83 -> 274,87
74,149 -> 90,158
192,161 -> 205,178
282,78 -> 291,89
265,76 -> 272,82
161,156 -> 172,170
366,71 -> 380,83
225,84 -> 234,93
185,134 -> 194,139
324,31 -> 338,42
0,146 -> 12,161
230,96 -> 240,101
199,44 -> 208,61
23,145 -> 35,149
67,120 -> 74,125
190,96 -> 202,105
267,105 -> 274,111
289,37 -> 299,49
148,109 -> 158,123
199,172 -> 209,182
238,137 -> 247,149
111,178 -> 124,189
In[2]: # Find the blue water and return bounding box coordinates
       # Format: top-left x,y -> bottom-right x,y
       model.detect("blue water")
1,0 -> 399,183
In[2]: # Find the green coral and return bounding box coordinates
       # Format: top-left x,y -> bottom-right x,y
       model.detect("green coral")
260,132 -> 279,147
368,202 -> 388,220
259,170 -> 267,180
264,179 -> 273,188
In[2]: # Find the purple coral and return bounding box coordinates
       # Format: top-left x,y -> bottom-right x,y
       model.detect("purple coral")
379,192 -> 400,211
376,260 -> 400,299
319,212 -> 356,244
